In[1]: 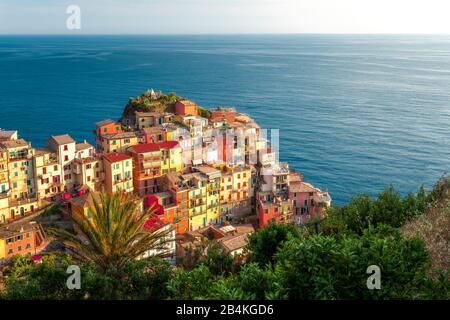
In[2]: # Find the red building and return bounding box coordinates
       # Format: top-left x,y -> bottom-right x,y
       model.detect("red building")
256,191 -> 293,227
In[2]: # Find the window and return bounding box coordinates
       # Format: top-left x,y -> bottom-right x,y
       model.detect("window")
64,155 -> 69,161
238,174 -> 241,179
18,246 -> 22,252
8,249 -> 13,254
86,164 -> 92,169
43,167 -> 47,174
87,176 -> 91,182
54,165 -> 58,171
103,127 -> 107,133
26,243 -> 31,249
125,161 -> 129,167
243,173 -> 247,178
6,238 -> 14,244
64,145 -> 68,151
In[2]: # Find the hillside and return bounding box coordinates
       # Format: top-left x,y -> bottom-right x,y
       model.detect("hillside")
402,176 -> 450,274
118,89 -> 181,125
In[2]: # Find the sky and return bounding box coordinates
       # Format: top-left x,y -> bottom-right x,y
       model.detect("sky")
1,0 -> 450,34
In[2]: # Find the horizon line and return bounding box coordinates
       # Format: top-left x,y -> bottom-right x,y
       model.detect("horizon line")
2,32 -> 450,36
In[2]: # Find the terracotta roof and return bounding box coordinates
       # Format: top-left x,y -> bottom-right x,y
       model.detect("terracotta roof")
289,181 -> 317,193
49,134 -> 75,145
141,126 -> 165,134
103,153 -> 131,163
76,142 -> 93,151
177,99 -> 197,106
130,141 -> 179,153
0,221 -> 43,239
0,130 -> 17,139
69,191 -> 101,209
218,233 -> 249,253
95,119 -> 115,127
102,132 -> 137,140
0,138 -> 28,149
135,111 -> 162,117
34,147 -> 53,156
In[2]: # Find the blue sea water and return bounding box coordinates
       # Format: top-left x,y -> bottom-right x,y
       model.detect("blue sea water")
1,35 -> 450,205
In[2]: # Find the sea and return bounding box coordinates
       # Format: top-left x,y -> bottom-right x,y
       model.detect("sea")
1,35 -> 450,205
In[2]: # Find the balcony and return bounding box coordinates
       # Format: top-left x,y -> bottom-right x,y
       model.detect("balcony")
0,190 -> 10,199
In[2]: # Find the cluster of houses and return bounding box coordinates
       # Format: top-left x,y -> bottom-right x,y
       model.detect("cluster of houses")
0,91 -> 331,263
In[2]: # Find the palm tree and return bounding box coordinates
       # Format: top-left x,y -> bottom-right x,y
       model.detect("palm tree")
50,191 -> 174,276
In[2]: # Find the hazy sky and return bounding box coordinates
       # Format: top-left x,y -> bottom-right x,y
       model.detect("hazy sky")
2,0 -> 450,34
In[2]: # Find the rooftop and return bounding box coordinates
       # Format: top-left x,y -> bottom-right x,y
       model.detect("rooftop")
218,233 -> 249,253
103,152 -> 131,163
177,99 -> 197,106
49,134 -> 75,146
76,142 -> 93,151
95,119 -> 115,127
0,130 -> 17,140
0,138 -> 29,149
102,132 -> 137,140
289,181 -> 318,193
0,220 -> 42,239
130,141 -> 179,153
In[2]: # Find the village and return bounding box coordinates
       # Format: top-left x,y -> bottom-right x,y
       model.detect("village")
0,89 -> 331,265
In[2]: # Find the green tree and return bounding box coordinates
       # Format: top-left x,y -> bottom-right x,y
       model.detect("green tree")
50,192 -> 174,277
247,222 -> 304,266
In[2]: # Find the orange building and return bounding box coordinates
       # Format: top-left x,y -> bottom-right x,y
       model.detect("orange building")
0,220 -> 46,261
95,119 -> 123,150
175,99 -> 198,116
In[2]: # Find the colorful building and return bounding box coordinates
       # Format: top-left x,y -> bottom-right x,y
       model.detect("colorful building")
48,134 -> 77,193
175,99 -> 198,116
256,191 -> 294,227
103,153 -> 133,195
288,179 -> 331,226
98,132 -> 138,154
0,220 -> 46,262
194,165 -> 221,225
73,156 -> 104,193
33,148 -> 63,202
0,139 -> 38,220
95,119 -> 123,149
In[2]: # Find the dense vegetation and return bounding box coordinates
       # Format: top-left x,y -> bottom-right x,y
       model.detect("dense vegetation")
1,177 -> 449,300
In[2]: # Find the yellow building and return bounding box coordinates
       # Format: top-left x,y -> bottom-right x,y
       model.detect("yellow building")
0,148 -> 9,223
180,172 -> 208,230
68,190 -> 101,220
160,141 -> 182,174
98,132 -> 138,154
0,139 -> 38,220
215,164 -> 252,221
103,153 -> 133,195
195,165 -> 221,225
